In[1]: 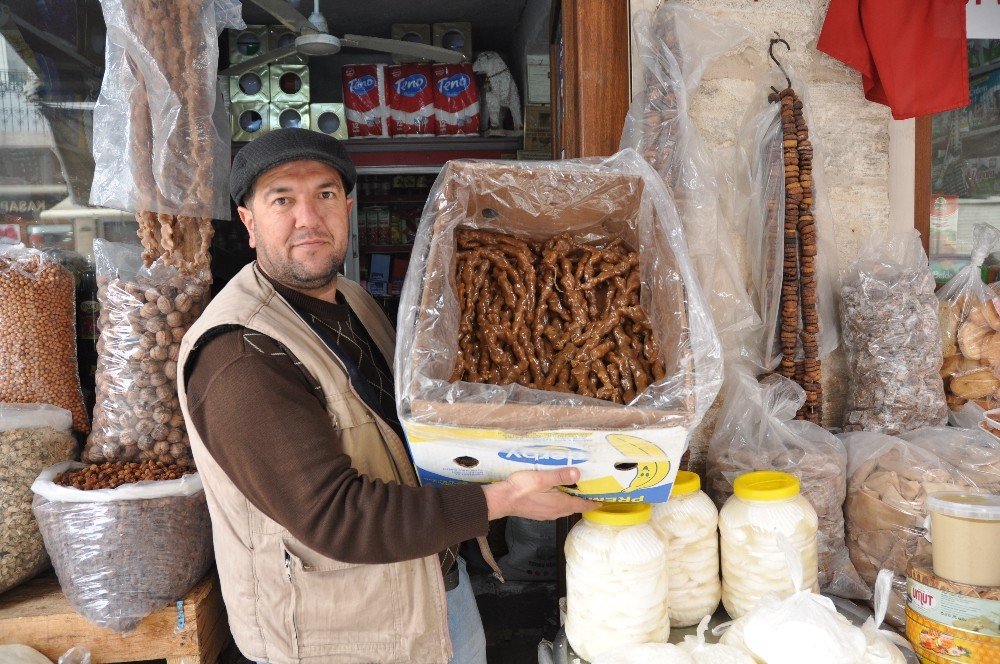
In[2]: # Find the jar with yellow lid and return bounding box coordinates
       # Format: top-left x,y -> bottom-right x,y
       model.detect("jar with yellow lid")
719,470 -> 819,619
651,470 -> 721,628
565,502 -> 669,661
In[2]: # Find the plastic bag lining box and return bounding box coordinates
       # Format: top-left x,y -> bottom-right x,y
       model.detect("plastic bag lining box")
396,158 -> 714,503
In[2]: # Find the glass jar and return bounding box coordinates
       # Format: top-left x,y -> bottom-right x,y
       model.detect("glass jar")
651,470 -> 721,628
720,470 -> 818,619
565,503 -> 669,662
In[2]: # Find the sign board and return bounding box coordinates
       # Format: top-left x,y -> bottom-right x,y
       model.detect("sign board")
969,1 -> 1000,39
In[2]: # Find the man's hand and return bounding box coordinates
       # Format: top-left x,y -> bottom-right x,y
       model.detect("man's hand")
483,467 -> 602,521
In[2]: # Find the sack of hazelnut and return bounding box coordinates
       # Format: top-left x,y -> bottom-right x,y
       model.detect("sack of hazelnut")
31,460 -> 212,633
0,246 -> 89,433
83,240 -> 210,468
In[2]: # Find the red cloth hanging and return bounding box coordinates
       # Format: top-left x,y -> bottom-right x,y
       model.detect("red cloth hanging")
817,0 -> 969,120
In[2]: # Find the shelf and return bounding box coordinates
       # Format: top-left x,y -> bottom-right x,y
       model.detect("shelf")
342,136 -> 521,153
360,244 -> 413,253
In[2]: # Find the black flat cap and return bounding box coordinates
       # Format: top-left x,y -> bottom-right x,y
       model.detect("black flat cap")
230,127 -> 357,205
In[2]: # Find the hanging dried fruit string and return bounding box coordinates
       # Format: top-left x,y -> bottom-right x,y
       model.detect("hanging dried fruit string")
123,0 -> 215,274
768,37 -> 821,424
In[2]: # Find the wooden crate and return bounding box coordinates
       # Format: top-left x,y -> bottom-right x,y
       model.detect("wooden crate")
0,570 -> 230,664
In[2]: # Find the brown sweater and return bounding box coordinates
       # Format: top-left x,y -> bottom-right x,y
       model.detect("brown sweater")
184,275 -> 488,565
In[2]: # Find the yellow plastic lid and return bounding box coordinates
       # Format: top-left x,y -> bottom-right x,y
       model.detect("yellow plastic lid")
733,470 -> 800,501
582,502 -> 652,526
671,470 -> 701,497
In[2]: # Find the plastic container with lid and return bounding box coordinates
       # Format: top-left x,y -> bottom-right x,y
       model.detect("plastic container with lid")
564,503 -> 669,662
719,470 -> 819,619
651,470 -> 721,628
926,491 -> 1000,586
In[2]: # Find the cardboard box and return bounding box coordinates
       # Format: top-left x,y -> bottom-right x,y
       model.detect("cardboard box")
398,160 -> 697,503
523,104 -> 552,153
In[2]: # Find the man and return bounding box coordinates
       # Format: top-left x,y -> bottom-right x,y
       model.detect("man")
176,128 -> 597,664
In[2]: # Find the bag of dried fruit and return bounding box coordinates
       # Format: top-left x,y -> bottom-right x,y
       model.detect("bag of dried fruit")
31,461 -> 212,633
83,240 -> 209,468
937,222 -> 1000,411
840,230 -> 947,434
0,245 -> 88,433
0,404 -> 77,594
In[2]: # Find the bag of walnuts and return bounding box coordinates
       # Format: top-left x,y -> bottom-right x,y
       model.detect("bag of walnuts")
0,246 -> 88,433
83,240 -> 209,468
0,404 -> 77,594
31,460 -> 213,633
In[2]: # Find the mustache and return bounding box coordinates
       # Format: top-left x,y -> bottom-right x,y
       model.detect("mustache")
288,231 -> 333,245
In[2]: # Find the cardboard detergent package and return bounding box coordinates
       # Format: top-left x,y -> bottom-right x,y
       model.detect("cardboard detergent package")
386,64 -> 436,137
394,155 -> 723,502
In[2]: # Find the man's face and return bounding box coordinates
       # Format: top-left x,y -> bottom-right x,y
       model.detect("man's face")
237,160 -> 354,292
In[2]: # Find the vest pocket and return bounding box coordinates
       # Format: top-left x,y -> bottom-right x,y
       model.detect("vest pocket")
281,539 -> 403,659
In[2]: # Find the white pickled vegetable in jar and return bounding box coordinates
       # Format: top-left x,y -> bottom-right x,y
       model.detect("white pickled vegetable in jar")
651,470 -> 721,628
720,470 -> 818,619
565,503 -> 669,662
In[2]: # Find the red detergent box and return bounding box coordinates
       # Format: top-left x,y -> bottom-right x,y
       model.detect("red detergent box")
342,64 -> 388,137
385,64 -> 437,137
432,63 -> 480,135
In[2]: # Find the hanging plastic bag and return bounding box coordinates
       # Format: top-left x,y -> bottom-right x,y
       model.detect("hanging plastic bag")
841,427 -> 1000,627
735,103 -> 784,370
31,461 -> 213,633
859,570 -> 913,664
937,223 -> 1000,411
840,230 -> 947,434
396,153 -> 723,489
83,240 -> 209,467
621,3 -> 758,339
0,246 -> 88,432
90,0 -> 243,219
706,368 -> 869,599
0,404 -> 77,595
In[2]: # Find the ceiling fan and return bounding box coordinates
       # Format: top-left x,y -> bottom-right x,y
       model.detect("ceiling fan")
220,0 -> 465,77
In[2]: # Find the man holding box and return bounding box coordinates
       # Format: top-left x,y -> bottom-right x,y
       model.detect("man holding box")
176,128 -> 596,664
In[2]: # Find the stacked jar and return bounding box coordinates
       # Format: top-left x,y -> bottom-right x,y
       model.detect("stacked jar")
565,503 -> 669,662
720,470 -> 818,619
651,470 -> 721,627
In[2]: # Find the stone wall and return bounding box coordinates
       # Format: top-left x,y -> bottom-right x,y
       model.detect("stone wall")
628,0 -> 908,472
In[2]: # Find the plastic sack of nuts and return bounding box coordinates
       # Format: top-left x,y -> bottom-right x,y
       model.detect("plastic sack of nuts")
620,2 -> 757,338
90,0 -> 242,220
706,368 -> 870,600
841,426 -> 1000,627
936,223 -> 1000,411
840,230 -> 947,434
31,460 -> 212,633
0,404 -> 77,594
0,245 -> 88,433
83,240 -> 209,468
397,153 -> 722,443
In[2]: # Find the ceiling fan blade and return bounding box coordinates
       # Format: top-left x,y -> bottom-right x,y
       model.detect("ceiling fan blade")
2,7 -> 101,74
340,34 -> 466,64
244,0 -> 318,34
219,44 -> 298,77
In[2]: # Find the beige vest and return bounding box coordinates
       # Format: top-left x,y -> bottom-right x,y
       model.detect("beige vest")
177,264 -> 453,664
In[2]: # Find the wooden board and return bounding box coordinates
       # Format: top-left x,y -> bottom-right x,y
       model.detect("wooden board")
0,570 -> 229,664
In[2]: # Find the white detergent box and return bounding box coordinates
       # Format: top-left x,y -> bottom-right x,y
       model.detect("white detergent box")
401,422 -> 687,503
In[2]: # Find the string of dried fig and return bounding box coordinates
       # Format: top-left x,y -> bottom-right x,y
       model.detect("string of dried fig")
450,229 -> 664,404
770,86 -> 821,424
127,0 -> 214,274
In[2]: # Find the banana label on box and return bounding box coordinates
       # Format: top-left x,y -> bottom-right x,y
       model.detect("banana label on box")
401,423 -> 687,502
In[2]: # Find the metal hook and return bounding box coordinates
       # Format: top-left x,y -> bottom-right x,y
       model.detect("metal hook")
768,32 -> 792,94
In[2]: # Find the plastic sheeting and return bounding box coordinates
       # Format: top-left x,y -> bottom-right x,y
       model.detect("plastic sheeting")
395,152 -> 722,433
621,3 -> 757,339
90,0 -> 243,219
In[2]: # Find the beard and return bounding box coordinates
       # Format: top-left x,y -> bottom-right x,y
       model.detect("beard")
256,238 -> 346,291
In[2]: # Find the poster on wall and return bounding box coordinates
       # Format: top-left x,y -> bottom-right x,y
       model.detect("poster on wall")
969,1 -> 1000,40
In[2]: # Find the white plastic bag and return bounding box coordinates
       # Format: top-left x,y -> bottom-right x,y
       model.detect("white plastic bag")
90,0 -> 243,219
396,152 -> 722,432
621,3 -> 757,338
706,368 -> 869,599
498,517 -> 557,581
678,617 -> 755,663
859,571 -> 911,664
592,644 -> 695,664
840,230 -> 947,434
31,461 -> 212,633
